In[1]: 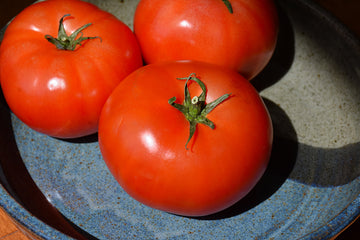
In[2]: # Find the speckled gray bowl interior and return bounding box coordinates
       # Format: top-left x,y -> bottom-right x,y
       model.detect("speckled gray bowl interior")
0,0 -> 359,239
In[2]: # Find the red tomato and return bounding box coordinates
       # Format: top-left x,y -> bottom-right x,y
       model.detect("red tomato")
134,0 -> 279,80
99,61 -> 273,216
0,0 -> 143,138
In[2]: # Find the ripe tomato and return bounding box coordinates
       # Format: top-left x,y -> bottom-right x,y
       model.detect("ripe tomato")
99,61 -> 273,216
134,0 -> 279,80
0,0 -> 143,138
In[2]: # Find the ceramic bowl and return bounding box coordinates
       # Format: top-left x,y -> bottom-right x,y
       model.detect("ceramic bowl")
0,0 -> 359,239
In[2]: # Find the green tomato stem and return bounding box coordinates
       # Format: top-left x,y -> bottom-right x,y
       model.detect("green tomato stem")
45,14 -> 101,51
168,73 -> 231,149
222,0 -> 233,14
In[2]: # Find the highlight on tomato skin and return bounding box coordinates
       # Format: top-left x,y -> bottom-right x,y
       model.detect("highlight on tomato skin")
98,60 -> 273,217
134,0 -> 279,80
0,0 -> 143,139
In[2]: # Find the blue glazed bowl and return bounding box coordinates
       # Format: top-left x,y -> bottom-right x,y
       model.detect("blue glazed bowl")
0,0 -> 359,239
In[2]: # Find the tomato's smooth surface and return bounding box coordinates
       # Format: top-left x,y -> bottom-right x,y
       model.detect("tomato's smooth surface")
0,0 -> 143,138
99,61 -> 273,216
134,0 -> 279,80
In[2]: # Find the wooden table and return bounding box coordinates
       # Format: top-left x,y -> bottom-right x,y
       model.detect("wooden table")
0,0 -> 359,239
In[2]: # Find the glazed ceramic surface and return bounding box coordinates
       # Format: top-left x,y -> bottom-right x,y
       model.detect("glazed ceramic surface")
0,0 -> 359,239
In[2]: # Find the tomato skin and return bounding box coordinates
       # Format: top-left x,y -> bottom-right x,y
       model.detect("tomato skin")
99,61 -> 273,216
134,0 -> 278,80
0,0 -> 143,138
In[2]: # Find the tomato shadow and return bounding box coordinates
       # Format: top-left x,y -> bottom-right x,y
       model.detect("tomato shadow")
196,98 -> 298,220
55,133 -> 99,144
251,2 -> 295,92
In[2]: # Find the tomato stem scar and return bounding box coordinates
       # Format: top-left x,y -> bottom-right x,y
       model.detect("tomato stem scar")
45,14 -> 101,51
168,73 -> 231,149
222,0 -> 233,14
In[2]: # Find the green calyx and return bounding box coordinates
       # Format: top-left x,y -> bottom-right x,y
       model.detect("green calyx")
168,73 -> 231,149
222,0 -> 233,14
45,14 -> 101,51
